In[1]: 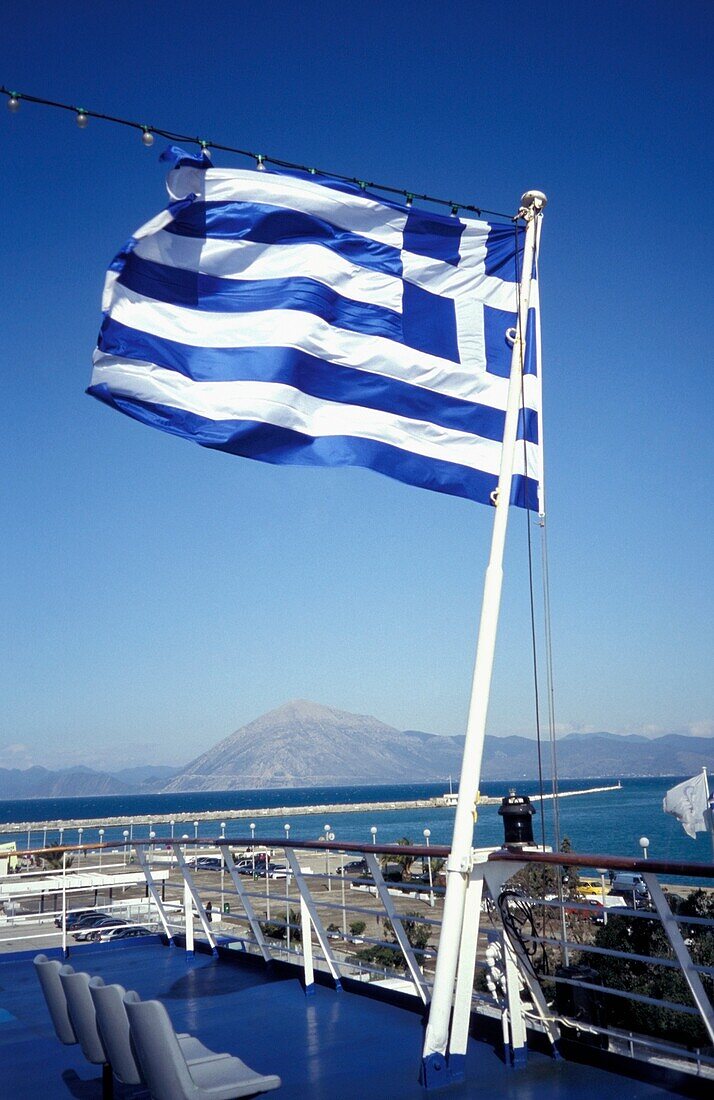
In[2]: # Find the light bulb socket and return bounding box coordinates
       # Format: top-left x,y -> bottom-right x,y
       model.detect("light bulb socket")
256,154 -> 266,171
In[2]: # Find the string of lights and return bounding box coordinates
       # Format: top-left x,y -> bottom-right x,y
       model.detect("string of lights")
2,84 -> 516,221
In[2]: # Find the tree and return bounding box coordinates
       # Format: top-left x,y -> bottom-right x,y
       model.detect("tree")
380,837 -> 416,881
349,919 -> 366,937
582,888 -> 713,1047
354,910 -> 430,971
42,849 -> 74,871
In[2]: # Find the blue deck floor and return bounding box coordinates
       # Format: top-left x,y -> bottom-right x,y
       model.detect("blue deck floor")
0,939 -> 705,1099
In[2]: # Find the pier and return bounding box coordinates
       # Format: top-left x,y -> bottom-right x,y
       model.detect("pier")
0,783 -> 621,835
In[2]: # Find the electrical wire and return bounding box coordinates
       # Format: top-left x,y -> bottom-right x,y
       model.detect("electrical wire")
1,84 -> 516,222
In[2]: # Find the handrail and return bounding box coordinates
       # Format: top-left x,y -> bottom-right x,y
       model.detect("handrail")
488,847 -> 714,879
9,837 -> 714,878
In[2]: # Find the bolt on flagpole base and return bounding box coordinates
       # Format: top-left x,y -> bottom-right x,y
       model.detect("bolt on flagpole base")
420,1052 -> 466,1090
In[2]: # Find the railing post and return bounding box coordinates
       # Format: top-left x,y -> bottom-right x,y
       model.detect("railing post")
222,846 -> 273,963
300,893 -> 315,995
643,872 -> 714,1045
134,844 -> 175,944
284,849 -> 343,987
61,850 -> 68,958
175,847 -> 216,954
183,875 -> 194,955
364,852 -> 430,1004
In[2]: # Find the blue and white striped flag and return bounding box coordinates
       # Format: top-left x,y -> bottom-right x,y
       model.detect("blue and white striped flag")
89,150 -> 541,509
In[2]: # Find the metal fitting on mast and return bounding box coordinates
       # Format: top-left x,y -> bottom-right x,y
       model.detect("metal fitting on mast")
518,190 -> 548,220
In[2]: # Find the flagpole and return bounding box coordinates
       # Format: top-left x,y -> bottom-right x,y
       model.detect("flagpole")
703,767 -> 714,862
422,190 -> 546,1087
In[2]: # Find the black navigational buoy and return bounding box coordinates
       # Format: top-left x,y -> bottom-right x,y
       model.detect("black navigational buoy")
498,789 -> 536,847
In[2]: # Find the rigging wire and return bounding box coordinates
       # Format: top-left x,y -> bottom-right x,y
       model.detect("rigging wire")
1,84 -> 516,222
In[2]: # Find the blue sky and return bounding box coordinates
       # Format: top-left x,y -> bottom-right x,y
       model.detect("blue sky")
1,2 -> 712,770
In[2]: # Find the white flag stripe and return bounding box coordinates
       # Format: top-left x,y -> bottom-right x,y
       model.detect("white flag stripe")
91,354 -> 538,477
167,166 -> 409,249
133,232 -> 404,312
109,283 -> 539,412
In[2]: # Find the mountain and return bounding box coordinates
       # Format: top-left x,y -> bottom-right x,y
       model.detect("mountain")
110,764 -> 182,788
160,700 -> 467,792
0,766 -> 132,799
160,700 -> 714,792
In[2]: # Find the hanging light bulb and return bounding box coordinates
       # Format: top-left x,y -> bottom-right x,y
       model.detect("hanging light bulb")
141,127 -> 155,147
7,93 -> 20,113
450,205 -> 459,218
405,193 -> 414,208
256,154 -> 266,171
76,109 -> 89,128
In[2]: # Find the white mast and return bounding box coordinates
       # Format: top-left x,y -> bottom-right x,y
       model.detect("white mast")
422,190 -> 546,1085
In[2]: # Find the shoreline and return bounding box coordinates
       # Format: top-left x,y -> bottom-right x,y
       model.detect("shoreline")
0,783 -> 621,834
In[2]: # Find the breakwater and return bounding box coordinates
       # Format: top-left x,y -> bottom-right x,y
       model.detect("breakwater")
0,783 -> 621,834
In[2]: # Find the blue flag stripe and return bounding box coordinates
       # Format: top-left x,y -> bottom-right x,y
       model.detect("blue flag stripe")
88,382 -> 539,510
166,201 -> 404,278
98,318 -> 538,444
118,254 -> 460,363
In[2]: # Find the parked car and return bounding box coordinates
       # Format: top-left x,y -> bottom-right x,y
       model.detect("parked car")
336,860 -> 368,876
193,857 -> 224,871
55,908 -> 96,929
93,924 -> 152,942
64,911 -> 111,933
609,872 -> 650,905
74,917 -> 127,941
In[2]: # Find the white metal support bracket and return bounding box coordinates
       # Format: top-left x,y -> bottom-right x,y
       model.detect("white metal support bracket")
364,851 -> 431,1004
175,847 -> 217,953
643,872 -> 714,1045
134,845 -> 175,944
221,846 -> 273,963
447,866 -> 484,1080
285,848 -> 343,987
483,862 -> 561,1052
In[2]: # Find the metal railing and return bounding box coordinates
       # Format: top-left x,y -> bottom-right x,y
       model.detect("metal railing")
1,837 -> 713,1077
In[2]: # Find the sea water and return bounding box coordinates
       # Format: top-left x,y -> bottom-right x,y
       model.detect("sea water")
1,776 -> 712,866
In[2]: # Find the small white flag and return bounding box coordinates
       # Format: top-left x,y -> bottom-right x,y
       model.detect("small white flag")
662,772 -> 709,839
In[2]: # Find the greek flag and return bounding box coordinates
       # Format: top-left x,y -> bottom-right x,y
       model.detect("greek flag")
663,772 -> 710,839
89,149 -> 541,509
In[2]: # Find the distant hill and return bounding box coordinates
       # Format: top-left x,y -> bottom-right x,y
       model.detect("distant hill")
1,703 -> 712,798
0,766 -> 132,800
160,700 -> 714,792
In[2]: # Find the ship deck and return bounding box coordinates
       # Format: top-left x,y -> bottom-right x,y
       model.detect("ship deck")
0,938 -> 705,1099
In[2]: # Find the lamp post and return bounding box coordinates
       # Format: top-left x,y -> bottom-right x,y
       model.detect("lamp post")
149,831 -> 156,860
98,828 -> 105,870
58,826 -> 64,849
250,822 -> 256,878
220,821 -> 226,840
423,828 -> 434,907
596,867 -> 608,926
26,827 -> 31,851
129,823 -> 133,843
639,836 -> 650,860
284,825 -> 292,952
43,826 -> 48,849
169,819 -> 175,864
182,834 -> 189,859
193,820 -> 199,841
123,830 -> 129,867
77,827 -> 83,865
370,826 -> 377,845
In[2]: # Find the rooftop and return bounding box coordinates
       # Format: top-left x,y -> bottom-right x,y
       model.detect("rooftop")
0,938 -> 706,1099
